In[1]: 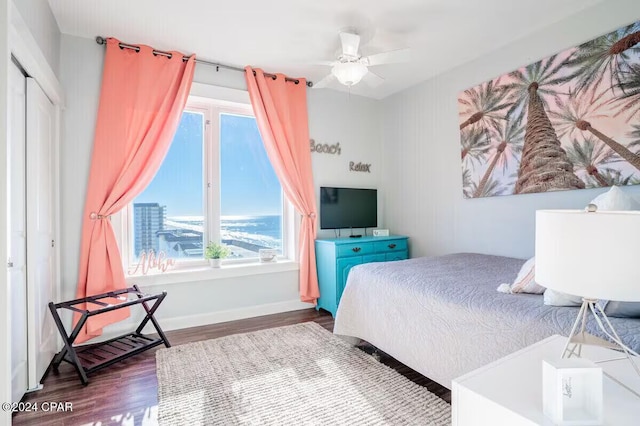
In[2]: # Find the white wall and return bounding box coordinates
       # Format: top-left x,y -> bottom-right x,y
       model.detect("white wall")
58,35 -> 100,304
12,0 -> 60,75
381,0 -> 640,260
308,90 -> 383,239
58,34 -> 381,331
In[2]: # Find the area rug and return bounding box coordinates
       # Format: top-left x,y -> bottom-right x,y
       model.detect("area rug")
156,322 -> 451,425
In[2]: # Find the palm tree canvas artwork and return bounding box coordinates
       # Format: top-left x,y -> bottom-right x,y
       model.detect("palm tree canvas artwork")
459,21 -> 640,198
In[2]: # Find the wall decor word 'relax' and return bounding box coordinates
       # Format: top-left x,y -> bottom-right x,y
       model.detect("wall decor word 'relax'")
128,250 -> 175,276
458,20 -> 640,199
310,139 -> 341,155
349,161 -> 371,173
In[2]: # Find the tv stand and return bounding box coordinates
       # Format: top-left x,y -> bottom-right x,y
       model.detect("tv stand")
348,227 -> 363,238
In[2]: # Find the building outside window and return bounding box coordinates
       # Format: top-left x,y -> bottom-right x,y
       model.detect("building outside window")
133,202 -> 166,256
122,98 -> 288,272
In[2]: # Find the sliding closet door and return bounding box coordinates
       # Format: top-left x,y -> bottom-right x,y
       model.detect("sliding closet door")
8,61 -> 28,403
25,78 -> 57,388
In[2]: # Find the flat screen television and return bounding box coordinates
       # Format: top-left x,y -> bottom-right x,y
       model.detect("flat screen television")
320,187 -> 377,230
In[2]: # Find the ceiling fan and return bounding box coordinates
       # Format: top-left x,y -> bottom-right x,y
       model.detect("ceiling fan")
314,32 -> 410,89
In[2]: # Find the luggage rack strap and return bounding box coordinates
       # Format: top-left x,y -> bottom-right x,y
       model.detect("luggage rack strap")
53,286 -> 145,308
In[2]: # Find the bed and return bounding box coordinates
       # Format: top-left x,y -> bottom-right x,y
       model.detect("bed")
333,253 -> 640,389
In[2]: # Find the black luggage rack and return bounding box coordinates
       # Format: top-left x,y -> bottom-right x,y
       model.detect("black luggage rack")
47,284 -> 170,385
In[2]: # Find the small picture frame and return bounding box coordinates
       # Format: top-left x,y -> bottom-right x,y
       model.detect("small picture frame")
542,358 -> 603,425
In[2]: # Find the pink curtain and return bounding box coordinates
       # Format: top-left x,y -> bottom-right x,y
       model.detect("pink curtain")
74,38 -> 195,342
244,67 -> 319,304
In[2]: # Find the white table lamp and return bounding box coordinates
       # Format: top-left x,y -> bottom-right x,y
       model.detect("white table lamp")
535,207 -> 640,375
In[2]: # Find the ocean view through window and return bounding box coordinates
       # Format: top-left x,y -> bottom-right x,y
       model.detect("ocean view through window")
127,100 -> 285,272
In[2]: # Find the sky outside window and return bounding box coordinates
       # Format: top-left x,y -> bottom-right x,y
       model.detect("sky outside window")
219,113 -> 282,216
135,111 -> 204,217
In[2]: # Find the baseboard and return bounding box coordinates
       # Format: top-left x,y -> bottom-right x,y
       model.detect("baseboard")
159,300 -> 314,332
93,299 -> 314,342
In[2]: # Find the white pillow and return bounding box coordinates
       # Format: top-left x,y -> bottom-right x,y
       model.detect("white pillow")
497,257 -> 546,294
543,289 -> 582,306
589,186 -> 640,211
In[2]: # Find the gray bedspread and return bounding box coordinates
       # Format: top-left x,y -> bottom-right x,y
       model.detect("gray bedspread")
333,253 -> 640,389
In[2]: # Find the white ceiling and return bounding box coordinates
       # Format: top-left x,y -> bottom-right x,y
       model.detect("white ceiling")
48,0 -> 605,99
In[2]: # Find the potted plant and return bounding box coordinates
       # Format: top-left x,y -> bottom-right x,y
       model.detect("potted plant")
205,242 -> 231,268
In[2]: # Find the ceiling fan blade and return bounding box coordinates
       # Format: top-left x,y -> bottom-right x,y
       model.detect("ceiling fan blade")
313,60 -> 336,67
362,71 -> 384,88
339,32 -> 361,58
312,73 -> 336,89
363,48 -> 411,66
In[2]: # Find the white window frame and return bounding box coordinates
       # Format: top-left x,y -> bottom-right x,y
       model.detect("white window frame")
114,94 -> 296,280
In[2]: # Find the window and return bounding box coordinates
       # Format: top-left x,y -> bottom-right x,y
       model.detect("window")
123,98 -> 289,273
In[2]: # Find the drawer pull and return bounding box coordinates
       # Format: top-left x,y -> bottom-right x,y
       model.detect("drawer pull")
352,247 -> 361,253
388,244 -> 397,249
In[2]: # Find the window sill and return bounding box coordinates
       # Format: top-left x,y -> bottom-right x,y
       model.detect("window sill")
125,260 -> 299,287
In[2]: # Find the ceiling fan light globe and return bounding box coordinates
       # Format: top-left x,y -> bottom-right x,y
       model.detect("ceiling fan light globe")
332,62 -> 368,86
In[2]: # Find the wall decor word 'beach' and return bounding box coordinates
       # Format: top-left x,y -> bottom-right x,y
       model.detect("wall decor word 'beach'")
310,139 -> 341,155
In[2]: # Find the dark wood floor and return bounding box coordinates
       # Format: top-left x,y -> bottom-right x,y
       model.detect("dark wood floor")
13,309 -> 450,425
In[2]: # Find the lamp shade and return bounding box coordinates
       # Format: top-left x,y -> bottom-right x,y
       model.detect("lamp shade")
535,209 -> 640,302
332,62 -> 368,86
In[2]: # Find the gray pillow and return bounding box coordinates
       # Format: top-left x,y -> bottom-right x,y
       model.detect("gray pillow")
604,301 -> 640,318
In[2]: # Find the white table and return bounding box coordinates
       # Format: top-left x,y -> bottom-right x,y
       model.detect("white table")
452,335 -> 640,425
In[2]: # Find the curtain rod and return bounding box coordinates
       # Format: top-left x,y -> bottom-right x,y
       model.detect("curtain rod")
95,36 -> 313,87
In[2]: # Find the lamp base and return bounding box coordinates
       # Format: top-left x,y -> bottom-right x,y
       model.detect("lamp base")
562,298 -> 640,378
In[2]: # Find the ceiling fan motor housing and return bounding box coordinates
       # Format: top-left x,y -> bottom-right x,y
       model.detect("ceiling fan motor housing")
332,62 -> 368,86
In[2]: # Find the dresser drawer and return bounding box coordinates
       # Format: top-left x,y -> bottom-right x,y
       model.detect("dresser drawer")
337,242 -> 374,257
363,254 -> 386,263
374,239 -> 408,254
